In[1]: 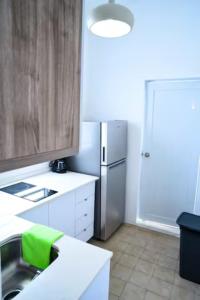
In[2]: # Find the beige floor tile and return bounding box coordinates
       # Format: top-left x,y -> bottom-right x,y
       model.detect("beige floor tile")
111,259 -> 117,270
129,270 -> 151,289
109,293 -> 119,300
175,260 -> 179,272
194,293 -> 200,300
140,249 -> 159,264
135,231 -> 151,242
105,239 -> 129,252
117,233 -> 136,244
119,253 -> 138,268
112,251 -> 123,264
110,276 -> 126,296
89,225 -> 198,300
146,240 -> 165,253
124,244 -> 144,258
160,245 -> 179,260
171,285 -> 195,300
115,240 -> 130,252
167,237 -> 180,249
112,263 -> 132,281
159,237 -> 180,251
195,283 -> 200,296
174,273 -> 199,293
153,265 -> 175,284
135,259 -> 154,275
144,291 -> 168,300
120,282 -> 146,300
157,254 -> 177,270
128,236 -> 147,248
147,277 -> 172,299
117,225 -> 138,236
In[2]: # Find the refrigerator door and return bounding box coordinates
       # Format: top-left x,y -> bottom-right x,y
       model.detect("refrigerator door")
101,120 -> 127,166
100,159 -> 126,240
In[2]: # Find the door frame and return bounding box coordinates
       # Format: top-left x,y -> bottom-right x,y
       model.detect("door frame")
137,77 -> 200,236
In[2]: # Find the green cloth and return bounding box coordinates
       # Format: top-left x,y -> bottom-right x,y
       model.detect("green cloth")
22,225 -> 64,269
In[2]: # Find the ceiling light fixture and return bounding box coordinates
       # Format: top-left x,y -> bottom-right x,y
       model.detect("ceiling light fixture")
88,0 -> 134,38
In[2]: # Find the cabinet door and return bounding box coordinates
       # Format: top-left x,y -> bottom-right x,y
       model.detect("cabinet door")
18,204 -> 49,226
49,192 -> 75,237
0,0 -> 82,171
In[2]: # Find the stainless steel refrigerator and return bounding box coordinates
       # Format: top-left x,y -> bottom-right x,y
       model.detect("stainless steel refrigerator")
66,120 -> 127,240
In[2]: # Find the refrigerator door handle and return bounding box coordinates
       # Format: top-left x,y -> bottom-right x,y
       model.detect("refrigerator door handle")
102,146 -> 106,162
108,159 -> 126,169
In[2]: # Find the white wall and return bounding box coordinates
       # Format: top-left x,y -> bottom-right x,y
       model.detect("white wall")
0,162 -> 50,187
81,0 -> 200,224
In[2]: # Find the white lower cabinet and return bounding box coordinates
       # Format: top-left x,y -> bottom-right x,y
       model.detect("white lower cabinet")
75,183 -> 95,241
18,204 -> 48,226
18,183 -> 95,242
81,261 -> 110,300
48,192 -> 75,237
76,224 -> 94,242
75,196 -> 94,236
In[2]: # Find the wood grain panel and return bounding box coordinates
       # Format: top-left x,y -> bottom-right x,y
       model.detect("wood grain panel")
0,0 -> 82,170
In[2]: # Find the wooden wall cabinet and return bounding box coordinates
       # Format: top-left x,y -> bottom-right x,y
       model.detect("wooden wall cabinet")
0,0 -> 82,171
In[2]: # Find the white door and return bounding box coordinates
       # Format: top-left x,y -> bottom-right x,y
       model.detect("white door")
139,79 -> 200,227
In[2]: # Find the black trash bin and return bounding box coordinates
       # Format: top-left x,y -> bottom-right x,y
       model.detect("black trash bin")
176,212 -> 200,284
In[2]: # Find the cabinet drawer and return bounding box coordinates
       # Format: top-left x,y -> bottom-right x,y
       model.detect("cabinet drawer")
75,182 -> 95,204
75,211 -> 94,236
75,195 -> 94,220
76,224 -> 94,242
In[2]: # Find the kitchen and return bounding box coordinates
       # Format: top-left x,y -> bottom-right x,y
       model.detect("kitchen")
0,0 -> 200,300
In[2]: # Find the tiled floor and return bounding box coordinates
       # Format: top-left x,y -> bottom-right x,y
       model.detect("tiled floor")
90,224 -> 200,300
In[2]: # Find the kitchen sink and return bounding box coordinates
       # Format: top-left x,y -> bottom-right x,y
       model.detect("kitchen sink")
0,182 -> 58,202
1,236 -> 58,300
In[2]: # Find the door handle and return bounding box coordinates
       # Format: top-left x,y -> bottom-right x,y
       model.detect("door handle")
142,152 -> 150,158
102,147 -> 105,162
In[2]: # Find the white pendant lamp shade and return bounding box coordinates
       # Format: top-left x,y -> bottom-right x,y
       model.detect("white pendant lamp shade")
88,0 -> 134,38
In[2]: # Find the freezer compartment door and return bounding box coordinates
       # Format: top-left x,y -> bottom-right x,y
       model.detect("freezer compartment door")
66,122 -> 101,176
101,121 -> 127,166
100,159 -> 126,240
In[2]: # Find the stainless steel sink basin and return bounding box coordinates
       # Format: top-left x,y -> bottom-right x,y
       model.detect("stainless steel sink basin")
1,236 -> 58,300
0,182 -> 58,202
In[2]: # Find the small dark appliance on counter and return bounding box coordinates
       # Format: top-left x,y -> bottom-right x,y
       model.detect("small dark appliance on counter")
49,159 -> 67,173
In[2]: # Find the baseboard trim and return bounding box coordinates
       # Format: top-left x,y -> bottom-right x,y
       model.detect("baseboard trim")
136,218 -> 180,237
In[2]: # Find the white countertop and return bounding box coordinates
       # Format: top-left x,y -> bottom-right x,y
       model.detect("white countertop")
0,172 -> 112,299
0,216 -> 112,300
0,171 -> 98,217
